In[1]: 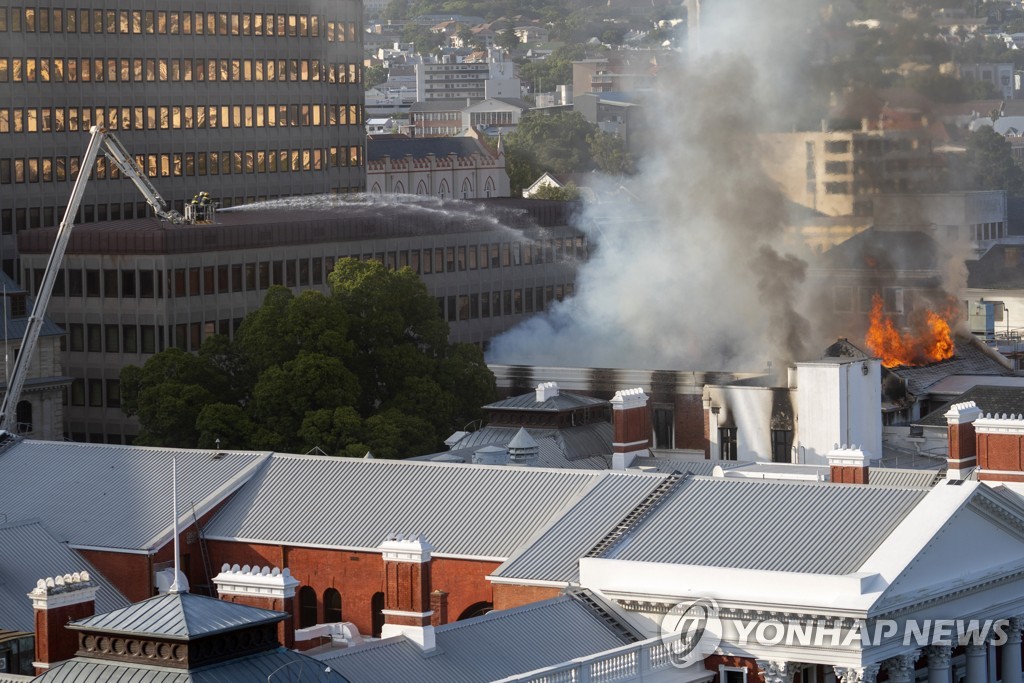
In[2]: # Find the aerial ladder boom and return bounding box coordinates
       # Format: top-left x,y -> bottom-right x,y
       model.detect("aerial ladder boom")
0,126 -> 184,432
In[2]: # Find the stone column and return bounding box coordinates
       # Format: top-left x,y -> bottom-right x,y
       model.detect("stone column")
756,660 -> 794,683
926,644 -> 952,683
833,664 -> 880,683
1004,618 -> 1023,683
883,650 -> 919,683
964,642 -> 987,683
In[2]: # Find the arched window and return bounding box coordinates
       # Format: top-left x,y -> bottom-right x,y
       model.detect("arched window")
462,178 -> 472,199
457,601 -> 493,620
324,588 -> 342,623
438,179 -> 450,199
394,180 -> 405,194
370,182 -> 382,194
15,400 -> 32,434
298,585 -> 317,628
484,177 -> 495,198
416,179 -> 428,195
371,592 -> 385,637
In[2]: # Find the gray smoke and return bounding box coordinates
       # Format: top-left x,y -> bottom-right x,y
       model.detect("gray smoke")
487,0 -> 825,371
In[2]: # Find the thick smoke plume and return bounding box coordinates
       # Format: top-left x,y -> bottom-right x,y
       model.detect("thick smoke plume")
487,0 -> 826,371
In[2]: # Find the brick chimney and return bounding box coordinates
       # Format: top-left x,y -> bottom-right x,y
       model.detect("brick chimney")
828,445 -> 871,484
974,412 -> 1024,483
945,401 -> 982,480
611,387 -> 651,469
212,564 -> 299,649
28,572 -> 97,673
379,534 -> 435,651
430,590 -> 449,627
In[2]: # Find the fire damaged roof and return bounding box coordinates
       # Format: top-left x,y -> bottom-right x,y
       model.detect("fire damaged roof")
917,384 -> 1024,427
884,335 -> 1013,397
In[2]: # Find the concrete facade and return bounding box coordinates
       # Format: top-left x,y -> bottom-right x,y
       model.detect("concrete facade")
0,0 -> 366,277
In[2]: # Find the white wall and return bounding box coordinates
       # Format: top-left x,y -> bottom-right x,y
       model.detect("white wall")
704,386 -> 777,462
796,359 -> 882,464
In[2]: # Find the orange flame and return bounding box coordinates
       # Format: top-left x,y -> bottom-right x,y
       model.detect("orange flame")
865,294 -> 954,368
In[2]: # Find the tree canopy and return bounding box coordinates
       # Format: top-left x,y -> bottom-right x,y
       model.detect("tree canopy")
121,259 -> 496,458
948,126 -> 1024,195
504,110 -> 636,193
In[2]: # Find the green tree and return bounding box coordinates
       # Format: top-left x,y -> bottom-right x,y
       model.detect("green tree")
589,130 -> 635,175
382,0 -> 409,21
403,24 -> 446,54
121,263 -> 495,457
531,182 -> 581,200
953,126 -> 1024,194
364,64 -> 388,90
495,26 -> 520,51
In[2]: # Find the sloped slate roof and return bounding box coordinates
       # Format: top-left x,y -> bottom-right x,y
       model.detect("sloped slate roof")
968,244 -> 1024,289
0,520 -> 130,632
321,592 -> 638,683
917,384 -> 1024,427
819,229 -> 943,272
0,441 -> 270,551
0,271 -> 64,340
440,423 -> 613,469
492,474 -> 667,583
203,455 -> 639,559
606,477 -> 929,575
886,337 -> 1013,397
484,391 -> 608,412
34,647 -> 345,683
71,592 -> 283,640
367,137 -> 490,162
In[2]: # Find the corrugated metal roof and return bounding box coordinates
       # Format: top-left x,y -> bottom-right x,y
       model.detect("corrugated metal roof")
444,423 -> 612,468
0,520 -> 130,632
609,477 -> 929,574
483,391 -> 608,412
868,468 -> 942,489
203,455 -> 618,559
321,592 -> 637,683
71,592 -> 283,640
34,647 -> 347,683
492,474 -> 667,583
0,441 -> 271,551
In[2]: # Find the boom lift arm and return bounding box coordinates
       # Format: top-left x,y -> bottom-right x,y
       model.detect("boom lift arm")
0,126 -> 184,432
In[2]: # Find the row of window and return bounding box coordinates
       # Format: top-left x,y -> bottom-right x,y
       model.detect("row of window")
1,146 -> 364,185
972,222 -> 1007,241
0,57 -> 360,84
833,286 -> 904,314
0,103 -> 362,134
25,239 -> 585,301
717,427 -> 793,463
0,8 -> 357,41
2,191 -> 372,234
437,284 -> 575,322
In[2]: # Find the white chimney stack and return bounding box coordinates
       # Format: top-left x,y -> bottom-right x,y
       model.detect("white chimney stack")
535,382 -> 559,402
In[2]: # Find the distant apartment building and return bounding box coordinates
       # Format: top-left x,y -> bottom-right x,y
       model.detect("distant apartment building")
571,54 -> 658,96
763,121 -> 937,217
17,199 -> 584,443
0,0 -> 366,278
415,49 -> 519,102
410,101 -> 465,137
959,62 -> 1017,100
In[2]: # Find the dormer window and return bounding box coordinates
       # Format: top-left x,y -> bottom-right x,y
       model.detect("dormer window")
8,293 -> 26,318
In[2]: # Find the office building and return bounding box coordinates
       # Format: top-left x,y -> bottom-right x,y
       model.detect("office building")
0,0 -> 366,276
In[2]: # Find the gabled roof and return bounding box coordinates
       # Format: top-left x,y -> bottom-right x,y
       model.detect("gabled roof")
818,228 -> 943,272
0,441 -> 271,552
491,473 -> 667,584
203,455 -> 652,560
367,137 -> 492,162
603,476 -> 929,575
967,243 -> 1024,289
320,591 -> 640,683
917,384 -> 1024,427
70,592 -> 284,640
0,520 -> 130,632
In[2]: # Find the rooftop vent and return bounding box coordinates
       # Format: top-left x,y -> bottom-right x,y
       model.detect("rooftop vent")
536,381 -> 559,402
